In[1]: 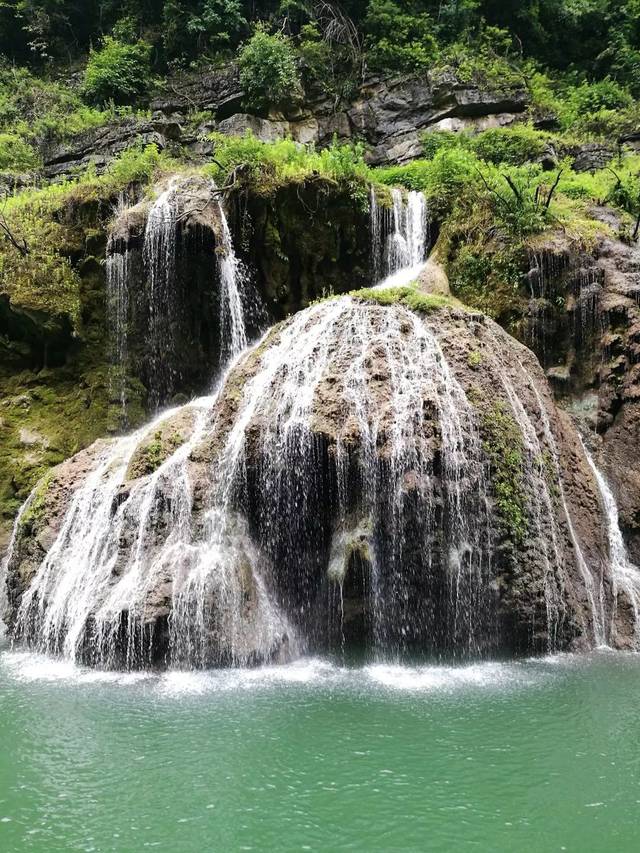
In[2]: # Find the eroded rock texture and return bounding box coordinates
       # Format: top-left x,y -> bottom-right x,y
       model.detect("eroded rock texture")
5,300 -> 616,669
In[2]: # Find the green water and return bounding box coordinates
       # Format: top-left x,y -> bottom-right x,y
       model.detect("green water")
1,650 -> 639,852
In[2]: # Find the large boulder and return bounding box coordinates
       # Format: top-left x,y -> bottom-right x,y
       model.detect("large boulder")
4,297 -> 615,669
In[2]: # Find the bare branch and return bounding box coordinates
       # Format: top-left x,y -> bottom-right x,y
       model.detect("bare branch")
0,210 -> 29,256
474,168 -> 508,205
544,168 -> 564,210
502,173 -> 523,203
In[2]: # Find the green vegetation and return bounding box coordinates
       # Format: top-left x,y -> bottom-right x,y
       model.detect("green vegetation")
375,130 -> 640,324
16,470 -> 54,535
238,26 -> 302,111
349,285 -> 459,314
126,424 -> 186,480
364,0 -> 437,73
163,0 -> 247,61
468,350 -> 483,368
0,133 -> 39,171
0,145 -> 170,331
0,66 -> 141,172
0,2 -> 639,135
206,133 -> 373,206
481,401 -> 527,545
84,37 -> 152,105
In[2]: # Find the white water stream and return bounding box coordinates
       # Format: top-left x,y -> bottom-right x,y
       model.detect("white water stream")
4,180 -> 635,666
370,188 -> 429,289
583,444 -> 640,648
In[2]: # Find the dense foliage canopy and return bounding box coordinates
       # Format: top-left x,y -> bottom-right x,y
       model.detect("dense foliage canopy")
0,1 -> 638,93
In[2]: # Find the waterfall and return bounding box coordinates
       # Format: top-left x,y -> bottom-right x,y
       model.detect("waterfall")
504,342 -> 605,646
215,193 -> 248,363
10,373 -> 294,668
0,493 -> 36,639
106,244 -> 130,420
528,384 -> 606,647
483,337 -> 568,646
6,296 -> 500,667
370,187 -> 429,287
143,182 -> 178,410
236,299 -> 492,656
583,445 -> 640,647
106,178 -> 253,414
4,180 -> 616,669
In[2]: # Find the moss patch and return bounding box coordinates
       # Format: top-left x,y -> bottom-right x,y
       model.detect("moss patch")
349,285 -> 461,314
126,410 -> 196,480
481,401 -> 528,545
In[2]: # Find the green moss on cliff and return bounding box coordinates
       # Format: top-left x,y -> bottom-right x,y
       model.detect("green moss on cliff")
0,145 -> 170,333
350,285 -> 460,314
17,470 -> 54,535
481,401 -> 528,545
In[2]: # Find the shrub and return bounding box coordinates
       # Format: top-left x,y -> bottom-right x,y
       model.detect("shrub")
238,26 -> 302,111
378,147 -> 481,218
364,0 -> 438,73
205,132 -> 371,203
420,130 -> 467,160
83,37 -> 152,105
163,0 -> 246,60
298,23 -> 333,88
0,66 -> 122,146
435,27 -> 525,90
472,126 -> 550,166
0,132 -> 39,171
569,79 -> 633,116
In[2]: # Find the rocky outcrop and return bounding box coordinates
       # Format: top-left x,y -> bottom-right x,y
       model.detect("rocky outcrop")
42,67 -> 529,178
346,73 -> 527,164
4,298 -> 615,668
42,117 -> 166,179
505,208 -> 640,566
107,173 -> 374,410
570,142 -> 617,173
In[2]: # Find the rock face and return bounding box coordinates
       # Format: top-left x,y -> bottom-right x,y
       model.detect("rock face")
228,180 -> 373,318
42,117 -> 166,179
42,68 -> 529,177
510,211 -> 640,568
4,297 -> 617,669
106,174 -> 375,412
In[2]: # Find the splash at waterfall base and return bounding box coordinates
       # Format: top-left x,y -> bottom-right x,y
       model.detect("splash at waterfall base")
4,294 -> 624,669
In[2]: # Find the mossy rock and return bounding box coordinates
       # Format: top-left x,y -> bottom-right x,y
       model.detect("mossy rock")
480,401 -> 528,545
126,408 -> 198,480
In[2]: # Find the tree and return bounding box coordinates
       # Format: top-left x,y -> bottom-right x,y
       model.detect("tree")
238,26 -> 302,111
83,36 -> 152,105
364,0 -> 438,73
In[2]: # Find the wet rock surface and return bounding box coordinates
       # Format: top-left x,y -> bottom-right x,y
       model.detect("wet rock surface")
5,301 -> 614,667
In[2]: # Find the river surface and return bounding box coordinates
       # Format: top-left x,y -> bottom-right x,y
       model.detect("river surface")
0,648 -> 639,852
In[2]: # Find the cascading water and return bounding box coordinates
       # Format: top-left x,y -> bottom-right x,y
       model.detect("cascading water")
10,373 -> 295,669
239,299 -> 493,657
143,182 -> 178,409
482,334 -> 569,646
5,293 -> 503,667
583,445 -> 640,647
106,178 -> 253,414
526,380 -> 606,646
370,187 -> 429,287
0,498 -> 33,639
3,180 -> 617,669
214,192 -> 248,363
106,244 -> 131,419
